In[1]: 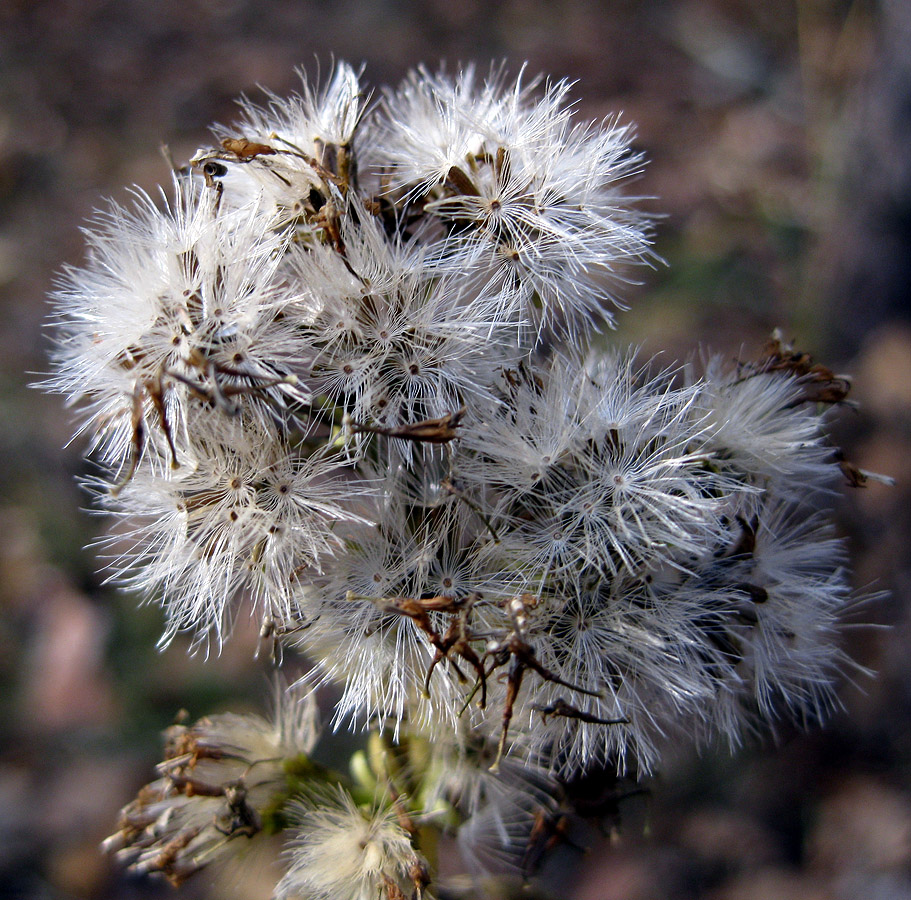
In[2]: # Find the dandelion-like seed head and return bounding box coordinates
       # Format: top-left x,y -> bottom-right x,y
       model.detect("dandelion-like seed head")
45,177 -> 306,479
194,61 -> 367,225
97,417 -> 366,647
276,787 -> 427,900
370,65 -> 654,333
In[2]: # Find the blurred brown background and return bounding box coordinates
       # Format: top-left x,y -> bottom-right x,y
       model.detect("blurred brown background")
1,1 -> 909,898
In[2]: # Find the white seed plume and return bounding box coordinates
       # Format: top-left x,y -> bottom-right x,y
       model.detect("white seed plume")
276,787 -> 428,900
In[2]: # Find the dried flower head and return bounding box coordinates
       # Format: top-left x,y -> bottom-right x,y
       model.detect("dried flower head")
103,686 -> 320,885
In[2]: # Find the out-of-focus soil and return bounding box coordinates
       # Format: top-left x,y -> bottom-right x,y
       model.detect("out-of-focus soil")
1,2 -> 909,899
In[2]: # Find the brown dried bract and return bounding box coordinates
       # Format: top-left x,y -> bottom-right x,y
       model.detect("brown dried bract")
220,137 -> 277,160
832,448 -> 895,489
348,406 -> 466,444
751,330 -> 852,406
531,697 -> 627,726
375,593 -> 487,704
484,595 -> 602,772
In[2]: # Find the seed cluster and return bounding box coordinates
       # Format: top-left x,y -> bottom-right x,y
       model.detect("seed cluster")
45,62 -> 869,897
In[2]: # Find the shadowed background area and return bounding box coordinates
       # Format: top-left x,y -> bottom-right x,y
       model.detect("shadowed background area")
1,1 -> 909,898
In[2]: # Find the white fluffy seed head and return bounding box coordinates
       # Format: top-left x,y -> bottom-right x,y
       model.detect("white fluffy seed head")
368,65 -> 654,333
276,787 -> 424,900
698,355 -> 837,494
96,416 -> 367,648
195,61 -> 368,221
45,176 -> 306,476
